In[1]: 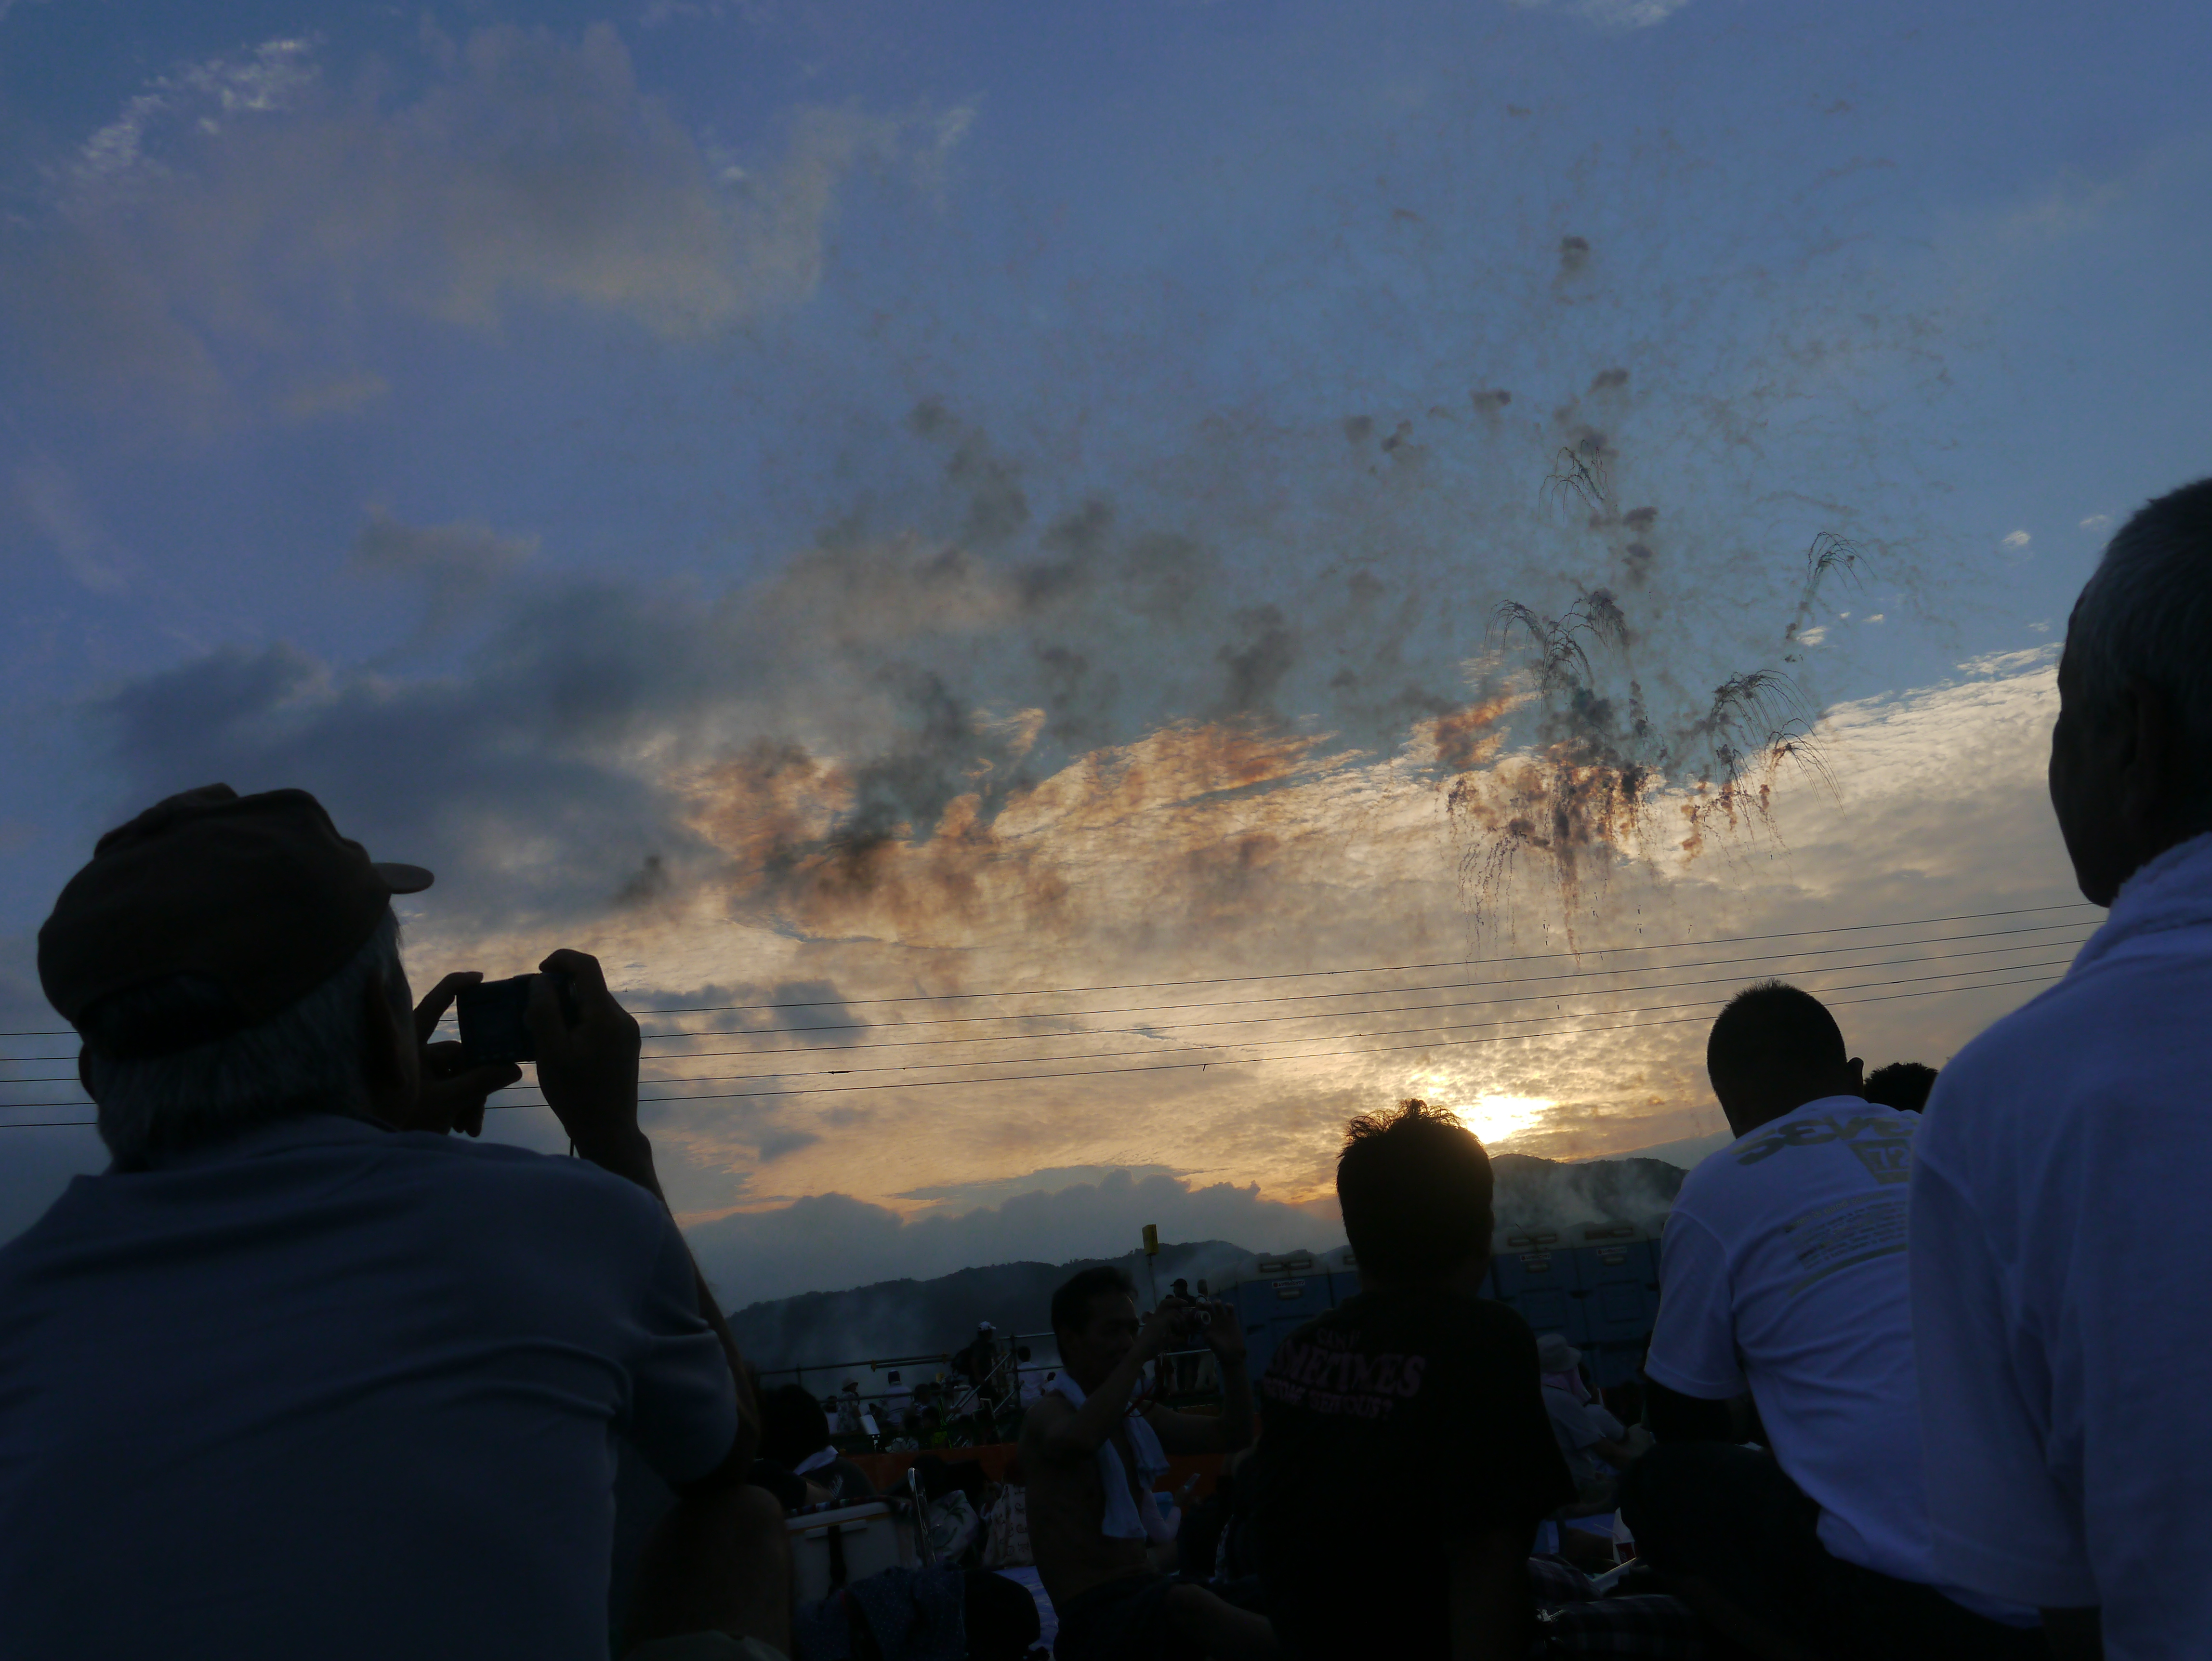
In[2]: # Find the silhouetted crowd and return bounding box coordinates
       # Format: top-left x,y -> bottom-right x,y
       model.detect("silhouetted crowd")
5,477 -> 2211,1660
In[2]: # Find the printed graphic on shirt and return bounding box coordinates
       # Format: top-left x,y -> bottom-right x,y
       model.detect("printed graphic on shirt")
1259,1323 -> 1426,1421
1736,1110 -> 1916,1183
1784,1191 -> 1909,1295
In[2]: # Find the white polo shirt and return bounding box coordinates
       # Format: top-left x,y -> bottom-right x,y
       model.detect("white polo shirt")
1648,1094 -> 2029,1624
0,1114 -> 737,1661
1912,832 -> 2212,1659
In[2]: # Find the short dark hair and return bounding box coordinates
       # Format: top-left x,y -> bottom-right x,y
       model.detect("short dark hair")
2067,477 -> 2212,814
1050,1265 -> 1136,1339
1865,1061 -> 1938,1114
1336,1099 -> 1494,1282
1706,981 -> 1845,1088
757,1383 -> 830,1468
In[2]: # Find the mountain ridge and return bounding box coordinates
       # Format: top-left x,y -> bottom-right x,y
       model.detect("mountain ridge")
729,1150 -> 1690,1382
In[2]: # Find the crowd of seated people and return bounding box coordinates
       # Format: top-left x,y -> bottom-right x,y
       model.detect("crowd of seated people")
3,478 -> 2210,1658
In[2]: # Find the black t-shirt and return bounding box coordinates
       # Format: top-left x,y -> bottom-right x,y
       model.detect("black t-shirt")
1246,1287 -> 1574,1657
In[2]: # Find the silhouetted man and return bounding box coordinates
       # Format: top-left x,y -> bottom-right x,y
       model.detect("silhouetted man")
1626,982 -> 2040,1660
1245,1100 -> 1573,1659
0,786 -> 784,1661
1020,1265 -> 1270,1661
1864,1061 -> 1938,1114
1911,477 -> 2212,1661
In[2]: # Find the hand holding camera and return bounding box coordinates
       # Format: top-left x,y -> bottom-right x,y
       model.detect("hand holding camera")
401,971 -> 523,1137
525,949 -> 643,1160
1191,1296 -> 1246,1366
439,950 -> 643,1167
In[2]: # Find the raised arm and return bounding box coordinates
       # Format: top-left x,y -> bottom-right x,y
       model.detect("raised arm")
1145,1297 -> 1254,1456
530,949 -> 761,1480
1032,1305 -> 1185,1464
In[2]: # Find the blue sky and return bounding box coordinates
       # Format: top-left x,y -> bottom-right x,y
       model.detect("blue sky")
2,0 -> 2207,1293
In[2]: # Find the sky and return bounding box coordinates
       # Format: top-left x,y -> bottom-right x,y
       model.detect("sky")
2,0 -> 2209,1308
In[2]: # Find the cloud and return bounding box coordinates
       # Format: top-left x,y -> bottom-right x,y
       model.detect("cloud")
1507,0 -> 1696,30
351,508 -> 537,641
685,1167 -> 1342,1306
2001,529 -> 2031,549
5,26 -> 962,415
895,1163 -> 1181,1209
10,455 -> 124,593
281,373 -> 391,422
2080,514 -> 2112,531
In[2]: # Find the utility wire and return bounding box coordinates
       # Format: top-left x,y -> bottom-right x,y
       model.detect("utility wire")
0,966 -> 2067,1126
3,957 -> 2067,1109
0,933 -> 2091,1078
0,901 -> 2094,1039
501,957 -> 2083,1087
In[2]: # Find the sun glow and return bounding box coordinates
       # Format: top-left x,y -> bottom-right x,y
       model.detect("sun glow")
1453,1095 -> 1556,1148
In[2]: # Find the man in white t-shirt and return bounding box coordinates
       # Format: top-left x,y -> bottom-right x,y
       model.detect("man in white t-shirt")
1624,981 -> 2041,1660
0,786 -> 785,1661
1910,477 -> 2212,1661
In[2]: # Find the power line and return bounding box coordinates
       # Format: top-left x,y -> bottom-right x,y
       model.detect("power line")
9,960 -> 2060,1116
532,903 -> 2105,1016
610,928 -> 2096,1055
541,957 -> 2086,1086
0,932 -> 2092,1079
0,901 -> 2098,1042
0,964 -> 2068,1127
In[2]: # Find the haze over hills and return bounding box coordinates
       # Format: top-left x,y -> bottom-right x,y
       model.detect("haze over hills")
729,1151 -> 1695,1384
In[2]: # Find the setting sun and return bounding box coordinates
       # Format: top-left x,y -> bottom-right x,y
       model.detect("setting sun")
1453,1096 -> 1557,1149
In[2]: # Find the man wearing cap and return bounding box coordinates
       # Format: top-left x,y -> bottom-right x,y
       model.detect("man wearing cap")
0,785 -> 787,1661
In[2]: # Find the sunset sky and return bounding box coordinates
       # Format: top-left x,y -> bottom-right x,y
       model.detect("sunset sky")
3,0 -> 2208,1305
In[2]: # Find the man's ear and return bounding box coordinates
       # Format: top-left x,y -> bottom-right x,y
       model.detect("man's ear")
1845,1056 -> 1865,1094
2124,676 -> 2187,841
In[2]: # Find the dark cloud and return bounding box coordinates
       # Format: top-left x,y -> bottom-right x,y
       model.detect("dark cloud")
756,1128 -> 823,1161
352,508 -> 535,642
1215,605 -> 1298,713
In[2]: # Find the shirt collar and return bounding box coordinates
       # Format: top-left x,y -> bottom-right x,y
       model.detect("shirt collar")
135,1110 -> 395,1173
2073,830 -> 2212,974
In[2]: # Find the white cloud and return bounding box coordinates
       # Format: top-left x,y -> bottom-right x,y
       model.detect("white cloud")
2080,514 -> 2112,530
9,27 -> 965,413
2001,529 -> 2031,549
71,38 -> 320,190
1507,0 -> 1696,30
11,455 -> 125,593
281,373 -> 391,422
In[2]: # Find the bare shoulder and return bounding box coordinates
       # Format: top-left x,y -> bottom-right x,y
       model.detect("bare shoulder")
1020,1394 -> 1071,1441
1019,1394 -> 1083,1467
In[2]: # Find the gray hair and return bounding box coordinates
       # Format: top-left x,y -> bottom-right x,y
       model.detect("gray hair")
2067,477 -> 2212,816
80,909 -> 407,1166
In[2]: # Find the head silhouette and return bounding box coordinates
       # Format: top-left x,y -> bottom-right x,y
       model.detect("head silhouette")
1706,982 -> 1862,1138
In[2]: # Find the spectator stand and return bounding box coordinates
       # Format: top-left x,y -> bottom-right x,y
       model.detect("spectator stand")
750,1350 -> 957,1451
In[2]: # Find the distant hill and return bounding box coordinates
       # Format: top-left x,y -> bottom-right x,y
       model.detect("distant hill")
727,1237 -> 1261,1391
728,1151 -> 1689,1384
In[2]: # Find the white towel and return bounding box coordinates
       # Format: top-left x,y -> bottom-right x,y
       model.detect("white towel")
1048,1373 -> 1175,1543
794,1445 -> 839,1476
